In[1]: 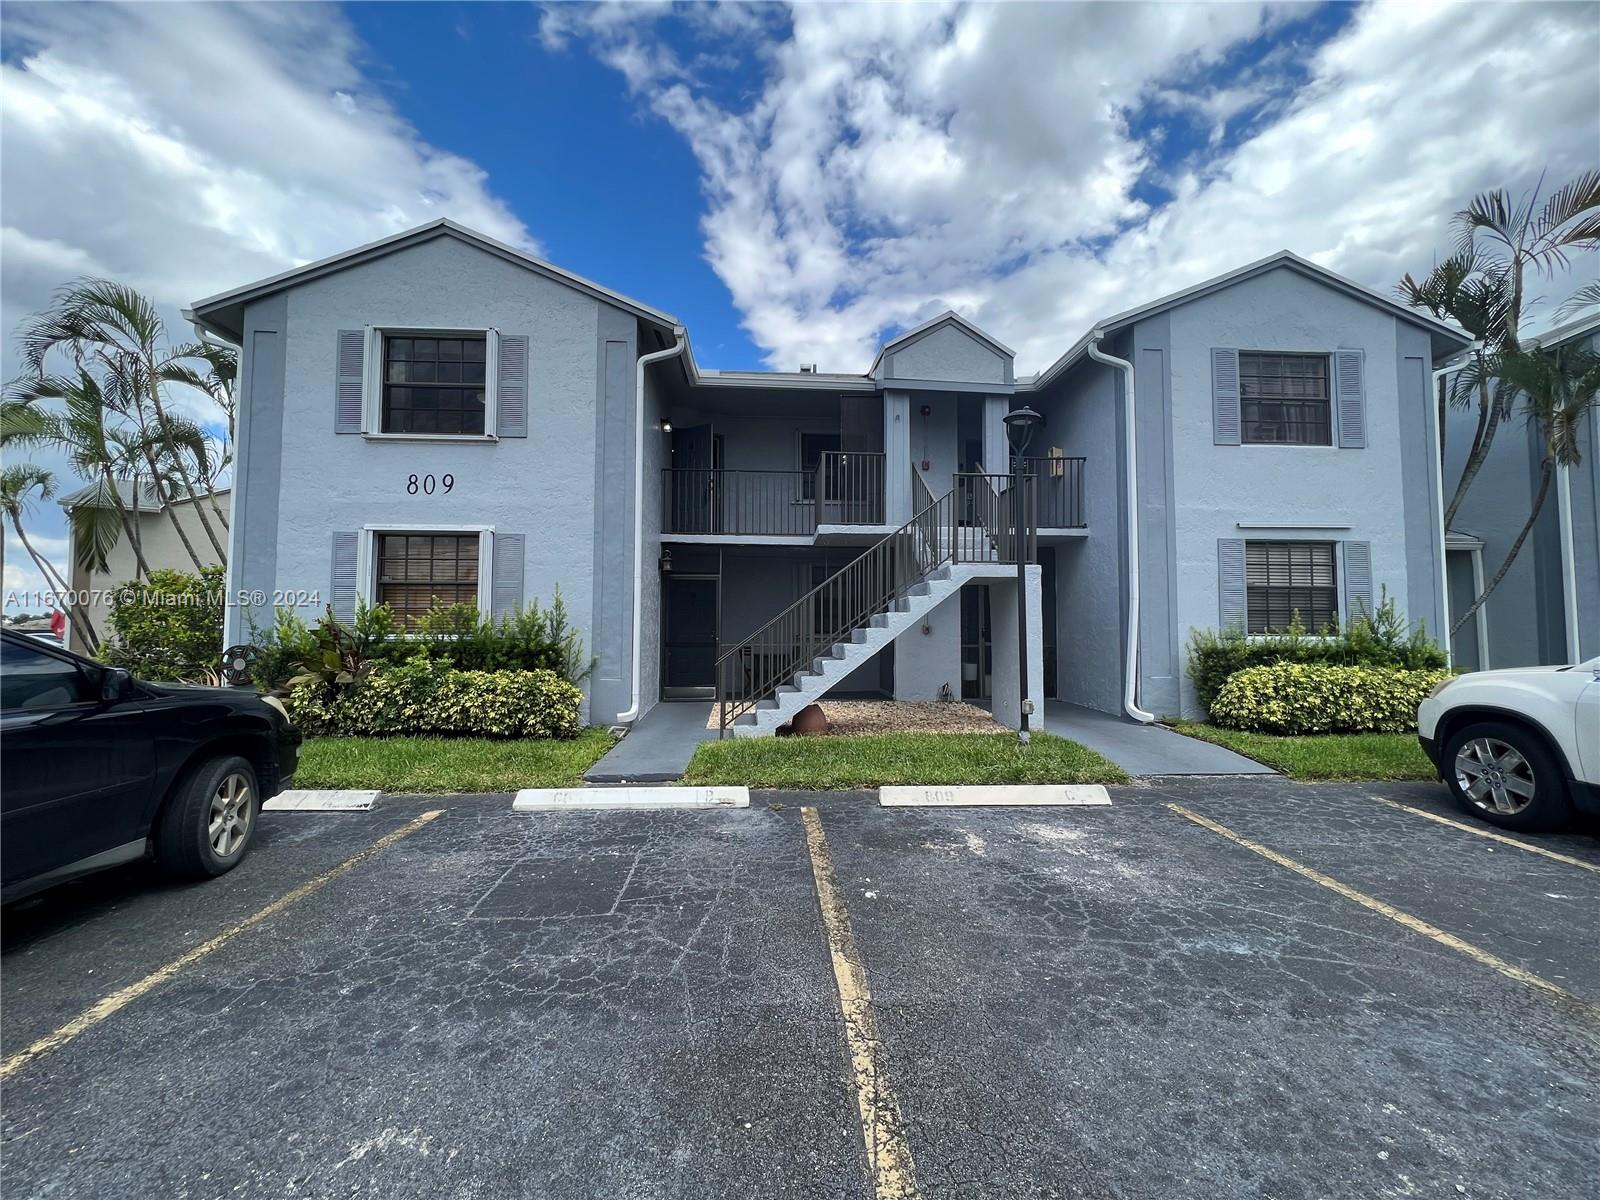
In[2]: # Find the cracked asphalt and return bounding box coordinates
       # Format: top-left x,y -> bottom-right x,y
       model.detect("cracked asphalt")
2,778 -> 1597,1199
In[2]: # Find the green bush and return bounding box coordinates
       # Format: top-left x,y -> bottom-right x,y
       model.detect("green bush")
249,592 -> 592,690
100,566 -> 226,681
1187,590 -> 1446,713
286,657 -> 583,740
1209,663 -> 1450,735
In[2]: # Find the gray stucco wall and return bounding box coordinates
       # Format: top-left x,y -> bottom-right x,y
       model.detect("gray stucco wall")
231,235 -> 638,721
226,292 -> 286,645
911,393 -> 960,487
1165,266 -> 1436,716
887,323 -> 1009,385
1039,364 -> 1125,714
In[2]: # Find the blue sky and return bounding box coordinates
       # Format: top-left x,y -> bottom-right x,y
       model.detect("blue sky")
343,3 -> 757,364
1,1 -> 1596,609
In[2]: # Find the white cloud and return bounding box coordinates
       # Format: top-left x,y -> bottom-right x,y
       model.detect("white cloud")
545,0 -> 1600,373
1,1 -> 533,603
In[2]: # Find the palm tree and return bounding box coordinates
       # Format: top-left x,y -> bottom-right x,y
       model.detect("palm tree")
1450,345 -> 1600,636
162,338 -> 236,531
1398,169 -> 1600,530
18,279 -> 229,563
7,370 -> 154,579
1,463 -> 101,652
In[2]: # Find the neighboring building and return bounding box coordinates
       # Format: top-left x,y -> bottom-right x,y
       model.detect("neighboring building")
1443,313 -> 1600,670
60,482 -> 230,656
187,220 -> 1468,729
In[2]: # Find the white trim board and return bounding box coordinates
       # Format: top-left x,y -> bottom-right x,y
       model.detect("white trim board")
264,790 -> 379,812
879,785 -> 1111,807
513,786 -> 749,812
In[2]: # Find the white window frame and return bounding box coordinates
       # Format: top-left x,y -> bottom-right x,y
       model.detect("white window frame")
1236,349 -> 1336,448
363,326 -> 500,442
360,523 -> 495,619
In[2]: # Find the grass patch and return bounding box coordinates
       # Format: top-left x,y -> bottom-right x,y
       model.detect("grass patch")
1168,723 -> 1437,782
293,729 -> 616,794
682,731 -> 1128,790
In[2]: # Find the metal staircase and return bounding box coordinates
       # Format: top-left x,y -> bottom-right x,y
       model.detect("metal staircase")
716,469 -> 1037,736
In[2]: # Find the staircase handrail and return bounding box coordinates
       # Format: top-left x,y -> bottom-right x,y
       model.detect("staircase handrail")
716,483 -> 953,734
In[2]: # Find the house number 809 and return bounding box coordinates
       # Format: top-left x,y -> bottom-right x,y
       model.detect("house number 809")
407,473 -> 454,495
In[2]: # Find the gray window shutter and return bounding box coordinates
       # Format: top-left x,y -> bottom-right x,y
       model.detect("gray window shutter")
497,335 -> 529,438
1343,540 -> 1373,624
1211,348 -> 1240,445
1218,538 -> 1246,630
492,532 -> 525,618
336,330 -> 365,434
1335,348 -> 1366,448
330,531 -> 359,623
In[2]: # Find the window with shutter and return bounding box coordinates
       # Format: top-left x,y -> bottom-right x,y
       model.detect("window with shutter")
1239,352 -> 1331,445
1245,540 -> 1338,633
381,335 -> 487,436
375,532 -> 481,627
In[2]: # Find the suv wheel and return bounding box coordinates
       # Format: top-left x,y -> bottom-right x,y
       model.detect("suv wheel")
156,754 -> 261,879
1442,721 -> 1572,832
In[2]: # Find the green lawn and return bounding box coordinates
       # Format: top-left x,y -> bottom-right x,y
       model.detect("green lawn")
682,731 -> 1128,790
293,729 -> 616,794
1168,722 -> 1438,782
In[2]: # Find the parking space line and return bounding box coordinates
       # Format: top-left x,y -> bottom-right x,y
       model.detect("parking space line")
1364,793 -> 1600,873
1,809 -> 444,1082
800,807 -> 921,1200
1167,803 -> 1600,1024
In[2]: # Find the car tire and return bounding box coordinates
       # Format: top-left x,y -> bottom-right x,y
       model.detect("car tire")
1441,721 -> 1572,832
155,754 -> 261,880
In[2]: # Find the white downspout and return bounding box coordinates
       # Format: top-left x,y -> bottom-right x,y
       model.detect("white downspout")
1087,330 -> 1154,723
1556,462 -> 1580,663
616,328 -> 686,726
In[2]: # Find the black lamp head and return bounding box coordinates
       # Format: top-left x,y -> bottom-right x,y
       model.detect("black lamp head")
1003,406 -> 1044,452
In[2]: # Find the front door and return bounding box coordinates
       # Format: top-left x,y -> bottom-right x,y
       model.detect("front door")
671,424 -> 716,533
663,575 -> 719,699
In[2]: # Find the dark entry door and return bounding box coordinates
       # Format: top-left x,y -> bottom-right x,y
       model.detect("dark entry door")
663,575 -> 719,699
671,424 -> 716,533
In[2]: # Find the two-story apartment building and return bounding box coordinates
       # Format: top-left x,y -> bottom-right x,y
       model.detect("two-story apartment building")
187,220 -> 1469,732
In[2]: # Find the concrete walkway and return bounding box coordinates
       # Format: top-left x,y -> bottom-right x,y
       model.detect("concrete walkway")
1045,701 -> 1274,776
585,702 -> 718,783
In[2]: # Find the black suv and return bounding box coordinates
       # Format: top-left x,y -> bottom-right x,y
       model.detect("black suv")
1,630 -> 300,903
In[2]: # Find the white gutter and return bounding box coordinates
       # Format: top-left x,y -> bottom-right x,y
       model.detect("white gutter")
1086,330 -> 1154,723
1556,462 -> 1580,662
616,328 -> 687,725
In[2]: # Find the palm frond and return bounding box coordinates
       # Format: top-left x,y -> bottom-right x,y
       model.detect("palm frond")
1554,282 -> 1600,322
63,483 -> 128,573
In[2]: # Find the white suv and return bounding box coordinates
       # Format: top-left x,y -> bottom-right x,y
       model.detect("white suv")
1417,658 -> 1600,831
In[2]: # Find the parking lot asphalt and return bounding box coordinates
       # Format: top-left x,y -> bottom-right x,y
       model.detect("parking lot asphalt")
2,777 -> 1597,1199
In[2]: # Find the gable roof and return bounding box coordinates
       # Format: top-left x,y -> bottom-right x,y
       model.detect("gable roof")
186,219 -> 679,342
868,309 -> 1015,377
1529,310 -> 1600,350
1025,250 -> 1472,390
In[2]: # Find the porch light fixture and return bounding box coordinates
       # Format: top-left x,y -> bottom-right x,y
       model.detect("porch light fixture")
659,419 -> 673,433
1002,406 -> 1043,745
659,547 -> 673,574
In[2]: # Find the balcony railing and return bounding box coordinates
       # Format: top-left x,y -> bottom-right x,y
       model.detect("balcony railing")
662,451 -> 885,536
1022,456 -> 1086,528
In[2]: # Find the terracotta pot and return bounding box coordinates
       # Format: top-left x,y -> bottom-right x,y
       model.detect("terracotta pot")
789,703 -> 831,736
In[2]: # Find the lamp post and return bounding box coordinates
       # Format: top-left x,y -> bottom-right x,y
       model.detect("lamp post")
1002,406 -> 1043,745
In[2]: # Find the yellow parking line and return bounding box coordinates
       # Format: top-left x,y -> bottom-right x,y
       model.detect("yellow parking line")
801,807 -> 921,1200
1,809 -> 444,1082
1365,793 -> 1600,874
1167,803 -> 1600,1024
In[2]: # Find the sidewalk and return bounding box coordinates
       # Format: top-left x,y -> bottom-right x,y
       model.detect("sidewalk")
585,702 -> 717,783
1045,701 -> 1273,776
